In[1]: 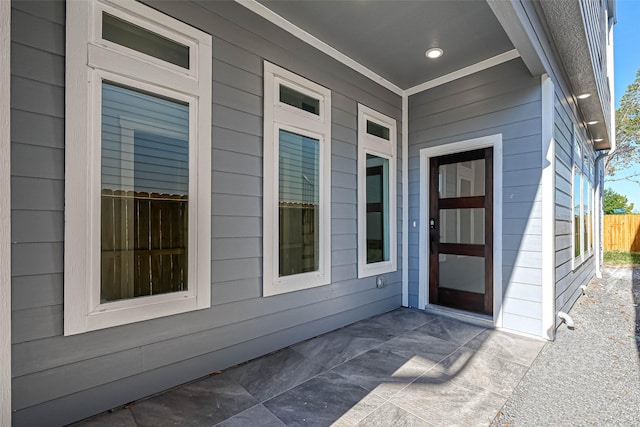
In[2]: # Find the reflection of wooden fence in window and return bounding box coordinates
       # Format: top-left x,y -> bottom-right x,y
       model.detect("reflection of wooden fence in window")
604,214 -> 640,252
279,202 -> 318,276
101,189 -> 188,302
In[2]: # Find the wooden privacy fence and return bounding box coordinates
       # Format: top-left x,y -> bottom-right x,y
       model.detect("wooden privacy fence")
604,214 -> 640,252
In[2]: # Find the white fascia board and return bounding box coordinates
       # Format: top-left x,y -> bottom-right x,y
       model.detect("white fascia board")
235,0 -> 403,96
405,50 -> 521,96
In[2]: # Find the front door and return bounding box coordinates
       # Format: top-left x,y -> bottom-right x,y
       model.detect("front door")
429,148 -> 493,315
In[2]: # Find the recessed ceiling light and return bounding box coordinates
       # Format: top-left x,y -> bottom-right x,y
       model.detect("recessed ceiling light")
425,48 -> 443,59
577,93 -> 591,99
594,138 -> 604,142
587,120 -> 598,125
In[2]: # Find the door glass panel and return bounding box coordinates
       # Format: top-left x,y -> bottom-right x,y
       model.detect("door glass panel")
279,129 -> 320,276
366,154 -> 390,263
439,208 -> 485,244
439,255 -> 485,293
101,82 -> 189,303
102,12 -> 190,69
438,159 -> 485,198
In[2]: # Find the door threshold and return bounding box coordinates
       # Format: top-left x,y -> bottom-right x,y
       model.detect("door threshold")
423,304 -> 494,328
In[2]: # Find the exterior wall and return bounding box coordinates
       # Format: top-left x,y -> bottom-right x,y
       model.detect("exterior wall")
10,1 -> 403,425
581,0 -> 614,135
407,59 -> 544,336
553,92 -> 596,325
518,1 -> 601,330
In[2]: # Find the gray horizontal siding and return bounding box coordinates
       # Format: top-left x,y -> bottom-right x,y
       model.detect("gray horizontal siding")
408,58 -> 544,334
553,92 -> 596,323
10,1 -> 404,425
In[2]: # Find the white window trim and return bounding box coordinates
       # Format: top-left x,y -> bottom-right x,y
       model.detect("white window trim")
263,61 -> 331,296
357,104 -> 397,278
65,0 -> 212,335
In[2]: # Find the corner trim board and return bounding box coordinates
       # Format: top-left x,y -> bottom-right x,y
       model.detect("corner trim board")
541,74 -> 556,340
402,94 -> 409,306
0,0 -> 11,423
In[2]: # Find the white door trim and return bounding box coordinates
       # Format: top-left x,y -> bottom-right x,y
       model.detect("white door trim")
418,135 -> 503,327
1,0 -> 12,423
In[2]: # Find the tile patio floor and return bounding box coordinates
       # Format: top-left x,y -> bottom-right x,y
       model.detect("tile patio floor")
75,308 -> 545,427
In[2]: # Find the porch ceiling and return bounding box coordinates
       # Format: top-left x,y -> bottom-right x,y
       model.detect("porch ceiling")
258,0 -> 514,90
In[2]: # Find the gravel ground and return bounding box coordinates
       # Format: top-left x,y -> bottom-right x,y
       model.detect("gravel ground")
491,266 -> 640,426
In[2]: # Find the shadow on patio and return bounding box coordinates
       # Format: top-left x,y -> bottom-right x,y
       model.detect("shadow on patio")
74,309 -> 544,427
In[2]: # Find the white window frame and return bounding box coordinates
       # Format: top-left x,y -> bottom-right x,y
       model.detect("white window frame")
263,61 -> 331,296
64,0 -> 212,335
357,104 -> 397,278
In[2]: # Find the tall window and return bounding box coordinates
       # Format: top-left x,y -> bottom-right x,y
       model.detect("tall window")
263,62 -> 331,296
65,0 -> 212,334
572,128 -> 584,264
357,104 -> 397,278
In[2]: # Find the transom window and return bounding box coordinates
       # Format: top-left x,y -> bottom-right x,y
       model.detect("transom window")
64,0 -> 212,334
263,61 -> 332,296
357,104 -> 397,278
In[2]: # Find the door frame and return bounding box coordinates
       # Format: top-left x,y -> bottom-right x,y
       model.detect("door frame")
418,134 -> 503,327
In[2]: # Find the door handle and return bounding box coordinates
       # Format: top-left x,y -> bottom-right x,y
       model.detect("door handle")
429,219 -> 438,255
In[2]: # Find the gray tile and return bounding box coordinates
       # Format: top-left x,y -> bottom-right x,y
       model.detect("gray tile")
433,347 -> 528,397
129,374 -> 257,426
341,319 -> 406,341
227,348 -> 326,402
72,408 -> 137,427
292,326 -> 387,369
263,371 -> 373,426
377,329 -> 459,369
357,402 -> 433,427
215,404 -> 285,427
363,308 -> 439,333
390,370 -> 506,427
330,393 -> 387,426
331,347 -> 430,398
464,329 -> 545,366
416,316 -> 487,346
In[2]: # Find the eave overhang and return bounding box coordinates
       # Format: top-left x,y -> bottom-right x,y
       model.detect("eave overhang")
539,0 -> 612,151
489,0 -> 612,151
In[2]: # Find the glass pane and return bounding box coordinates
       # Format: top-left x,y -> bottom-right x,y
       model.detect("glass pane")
583,176 -> 589,253
366,154 -> 390,263
438,159 -> 485,198
439,208 -> 485,244
101,82 -> 189,303
573,170 -> 581,257
366,120 -> 390,140
279,85 -> 320,115
439,255 -> 484,293
102,12 -> 189,69
279,130 -> 320,276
